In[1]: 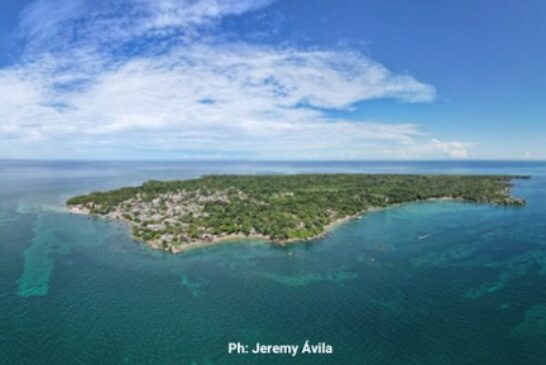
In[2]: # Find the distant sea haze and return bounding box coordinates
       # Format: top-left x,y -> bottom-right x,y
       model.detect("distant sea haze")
1,160 -> 546,364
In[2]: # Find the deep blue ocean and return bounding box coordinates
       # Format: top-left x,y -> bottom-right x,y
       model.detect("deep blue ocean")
2,160 -> 546,364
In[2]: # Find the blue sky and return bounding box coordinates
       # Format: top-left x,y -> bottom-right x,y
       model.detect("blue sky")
0,0 -> 544,160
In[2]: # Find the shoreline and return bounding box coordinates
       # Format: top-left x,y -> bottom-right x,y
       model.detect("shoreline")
68,204 -> 377,253
144,213 -> 371,254
68,197 -> 464,254
65,173 -> 526,254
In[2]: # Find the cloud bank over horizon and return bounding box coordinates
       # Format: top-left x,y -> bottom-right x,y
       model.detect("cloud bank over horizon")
0,0 -> 470,160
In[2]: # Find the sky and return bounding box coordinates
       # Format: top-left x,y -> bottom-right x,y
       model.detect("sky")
0,0 -> 544,160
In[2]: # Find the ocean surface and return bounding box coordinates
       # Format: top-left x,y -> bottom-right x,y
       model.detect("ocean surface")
2,160 -> 546,364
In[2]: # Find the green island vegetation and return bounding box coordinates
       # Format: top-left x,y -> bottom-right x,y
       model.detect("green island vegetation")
67,174 -> 528,252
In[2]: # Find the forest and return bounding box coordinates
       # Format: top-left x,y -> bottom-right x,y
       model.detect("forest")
67,174 -> 527,249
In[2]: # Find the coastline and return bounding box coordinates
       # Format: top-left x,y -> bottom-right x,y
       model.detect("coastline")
141,213 -> 373,254
68,200 -> 439,254
67,172 -> 525,254
174,195 -> 519,253
69,204 -> 271,253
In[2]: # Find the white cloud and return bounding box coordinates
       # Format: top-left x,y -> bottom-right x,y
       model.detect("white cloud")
142,0 -> 276,30
0,44 -> 431,147
430,139 -> 469,159
19,0 -> 87,38
0,0 -> 468,160
18,0 -> 276,54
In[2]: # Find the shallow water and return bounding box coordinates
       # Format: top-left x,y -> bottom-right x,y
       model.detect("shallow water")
2,160 -> 546,364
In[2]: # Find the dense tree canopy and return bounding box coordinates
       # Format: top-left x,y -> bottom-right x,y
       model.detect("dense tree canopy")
68,174 -> 527,250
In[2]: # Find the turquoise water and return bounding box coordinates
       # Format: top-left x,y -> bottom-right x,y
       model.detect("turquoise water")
2,161 -> 546,364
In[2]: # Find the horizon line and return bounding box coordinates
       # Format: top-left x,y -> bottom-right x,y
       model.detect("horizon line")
2,158 -> 546,163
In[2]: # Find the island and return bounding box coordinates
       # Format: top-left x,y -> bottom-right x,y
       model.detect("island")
67,174 -> 527,253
